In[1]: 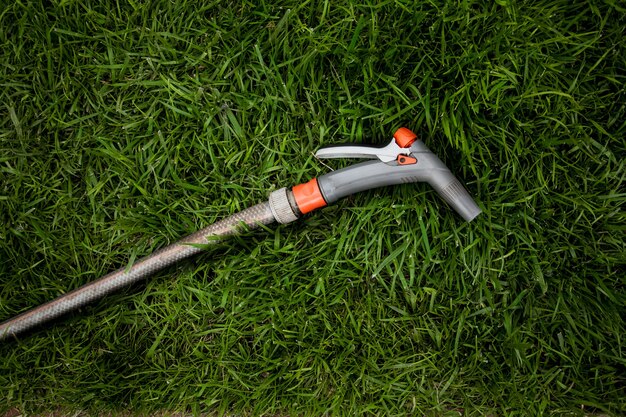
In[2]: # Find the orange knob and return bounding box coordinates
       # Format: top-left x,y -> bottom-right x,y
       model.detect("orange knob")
394,127 -> 418,148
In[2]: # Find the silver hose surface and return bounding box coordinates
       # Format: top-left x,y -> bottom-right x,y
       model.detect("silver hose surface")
0,201 -> 276,341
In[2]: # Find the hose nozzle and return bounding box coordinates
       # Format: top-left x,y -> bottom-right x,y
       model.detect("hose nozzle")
314,127 -> 482,222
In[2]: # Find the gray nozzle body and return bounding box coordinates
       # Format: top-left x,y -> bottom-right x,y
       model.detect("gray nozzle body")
316,141 -> 481,222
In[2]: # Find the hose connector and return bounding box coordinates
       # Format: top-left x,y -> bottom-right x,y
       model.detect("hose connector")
269,188 -> 300,224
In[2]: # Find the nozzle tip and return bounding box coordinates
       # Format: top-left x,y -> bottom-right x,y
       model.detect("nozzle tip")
439,179 -> 482,222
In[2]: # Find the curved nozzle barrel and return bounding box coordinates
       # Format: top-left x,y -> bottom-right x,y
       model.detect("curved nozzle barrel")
429,174 -> 482,221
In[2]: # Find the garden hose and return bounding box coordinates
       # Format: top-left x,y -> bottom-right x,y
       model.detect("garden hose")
0,127 -> 481,341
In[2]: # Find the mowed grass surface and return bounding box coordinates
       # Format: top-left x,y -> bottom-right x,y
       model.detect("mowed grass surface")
0,0 -> 625,415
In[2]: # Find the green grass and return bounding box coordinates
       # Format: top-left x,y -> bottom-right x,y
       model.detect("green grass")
1,0 -> 625,415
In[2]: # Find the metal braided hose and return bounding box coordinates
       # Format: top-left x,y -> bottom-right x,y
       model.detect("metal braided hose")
0,201 -> 280,341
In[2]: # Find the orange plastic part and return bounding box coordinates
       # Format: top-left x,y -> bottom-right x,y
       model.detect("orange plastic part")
394,127 -> 418,148
292,178 -> 327,214
397,155 -> 417,165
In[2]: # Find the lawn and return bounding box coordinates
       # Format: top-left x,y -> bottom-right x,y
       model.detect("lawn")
0,0 -> 625,415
